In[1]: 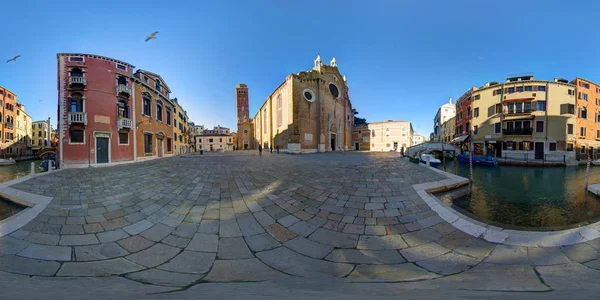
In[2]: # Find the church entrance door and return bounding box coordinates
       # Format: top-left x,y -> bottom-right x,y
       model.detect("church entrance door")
331,134 -> 336,151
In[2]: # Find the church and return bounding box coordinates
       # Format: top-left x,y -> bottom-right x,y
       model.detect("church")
236,55 -> 354,153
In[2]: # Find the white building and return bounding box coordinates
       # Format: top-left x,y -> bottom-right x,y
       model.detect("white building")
433,97 -> 456,142
412,133 -> 426,145
196,126 -> 234,152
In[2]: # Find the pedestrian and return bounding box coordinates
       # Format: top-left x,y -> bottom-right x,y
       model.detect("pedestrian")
258,144 -> 262,156
270,146 -> 273,154
276,145 -> 279,154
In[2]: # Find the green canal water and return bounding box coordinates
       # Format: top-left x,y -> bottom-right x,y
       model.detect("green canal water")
437,160 -> 600,230
0,160 -> 41,220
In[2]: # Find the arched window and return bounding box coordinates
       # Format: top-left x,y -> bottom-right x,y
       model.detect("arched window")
70,68 -> 83,77
277,95 -> 282,127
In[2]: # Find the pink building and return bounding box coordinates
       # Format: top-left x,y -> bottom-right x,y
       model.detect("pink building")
57,53 -> 135,167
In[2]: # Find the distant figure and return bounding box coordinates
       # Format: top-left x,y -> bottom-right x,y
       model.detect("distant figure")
270,146 -> 273,154
400,147 -> 404,156
258,144 -> 262,156
276,145 -> 280,154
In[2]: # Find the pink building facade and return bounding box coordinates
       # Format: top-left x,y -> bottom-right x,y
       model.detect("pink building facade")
57,53 -> 135,167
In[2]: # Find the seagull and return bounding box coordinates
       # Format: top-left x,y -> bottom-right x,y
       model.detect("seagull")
6,55 -> 20,63
145,32 -> 159,42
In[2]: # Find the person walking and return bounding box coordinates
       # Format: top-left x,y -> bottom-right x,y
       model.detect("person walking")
276,145 -> 280,154
258,144 -> 262,156
270,146 -> 273,154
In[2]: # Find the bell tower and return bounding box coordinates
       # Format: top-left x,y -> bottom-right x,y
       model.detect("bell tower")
236,84 -> 249,125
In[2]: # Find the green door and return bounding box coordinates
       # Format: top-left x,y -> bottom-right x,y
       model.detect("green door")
96,137 -> 109,164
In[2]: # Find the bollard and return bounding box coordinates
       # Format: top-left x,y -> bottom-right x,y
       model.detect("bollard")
30,162 -> 35,175
585,154 -> 591,191
47,160 -> 53,173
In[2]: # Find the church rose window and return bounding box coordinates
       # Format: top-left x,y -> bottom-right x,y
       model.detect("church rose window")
329,84 -> 339,98
303,89 -> 315,102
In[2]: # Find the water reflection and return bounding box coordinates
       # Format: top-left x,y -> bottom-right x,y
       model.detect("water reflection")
440,161 -> 600,230
0,160 -> 42,183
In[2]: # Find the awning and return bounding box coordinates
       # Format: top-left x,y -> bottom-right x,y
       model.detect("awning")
503,115 -> 535,121
452,135 -> 469,143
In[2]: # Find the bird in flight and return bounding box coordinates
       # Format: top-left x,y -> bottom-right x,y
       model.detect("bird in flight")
145,32 -> 159,42
6,55 -> 20,63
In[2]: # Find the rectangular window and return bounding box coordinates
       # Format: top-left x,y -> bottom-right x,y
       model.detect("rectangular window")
144,134 -> 152,154
69,57 -> 84,62
507,103 -> 515,114
536,121 -> 544,133
581,127 -> 587,137
597,130 -> 600,139
116,64 -> 127,71
516,103 -> 523,113
581,82 -> 590,88
156,103 -> 163,121
143,98 -> 151,116
209,138 -> 213,143
580,108 -> 588,119
568,89 -> 575,95
459,112 -> 463,120
549,142 -> 557,151
69,129 -> 84,143
582,93 -> 589,101
493,89 -> 502,96
143,76 -> 148,83
119,132 -> 128,144
474,107 -> 479,117
166,109 -> 171,125
495,104 -> 502,114
567,143 -> 574,151
524,102 -> 532,113
537,86 -> 546,92
581,145 -> 587,154
474,95 -> 480,100
525,86 -> 532,91
494,122 -> 501,134
568,124 -> 574,134
536,101 -> 546,111
516,86 -> 523,92
219,138 -> 222,142
167,138 -> 172,152
508,87 -> 515,93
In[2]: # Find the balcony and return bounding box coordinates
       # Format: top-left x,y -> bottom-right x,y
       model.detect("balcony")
69,76 -> 87,85
505,108 -> 533,115
68,112 -> 87,125
116,84 -> 131,96
118,117 -> 133,130
503,128 -> 533,135
5,122 -> 13,129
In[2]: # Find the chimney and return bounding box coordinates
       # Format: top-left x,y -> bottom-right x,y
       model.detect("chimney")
448,97 -> 453,104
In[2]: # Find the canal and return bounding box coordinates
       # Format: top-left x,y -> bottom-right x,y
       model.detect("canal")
437,160 -> 600,230
0,160 -> 41,220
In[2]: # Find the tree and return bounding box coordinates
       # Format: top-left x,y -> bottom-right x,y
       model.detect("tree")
353,109 -> 367,126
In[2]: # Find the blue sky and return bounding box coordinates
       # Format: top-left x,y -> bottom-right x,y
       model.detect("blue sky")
2,0 -> 600,136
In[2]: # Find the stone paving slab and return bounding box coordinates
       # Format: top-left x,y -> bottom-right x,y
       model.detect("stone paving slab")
325,249 -> 405,264
18,244 -> 72,261
347,263 -> 440,282
57,258 -> 144,276
204,258 -> 292,282
125,269 -> 203,287
126,243 -> 180,267
0,255 -> 61,276
256,247 -> 353,278
157,250 -> 215,274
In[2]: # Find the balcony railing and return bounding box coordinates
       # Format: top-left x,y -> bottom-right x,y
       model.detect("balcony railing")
68,112 -> 87,125
5,122 -> 13,129
69,76 -> 87,85
118,117 -> 133,130
116,84 -> 131,96
503,128 -> 533,135
505,108 -> 533,115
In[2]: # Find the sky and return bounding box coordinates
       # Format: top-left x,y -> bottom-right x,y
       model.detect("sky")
2,0 -> 600,136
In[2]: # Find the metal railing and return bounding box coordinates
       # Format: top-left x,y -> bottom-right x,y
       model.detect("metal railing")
501,152 -> 566,163
503,128 -> 533,135
68,112 -> 87,125
118,117 -> 133,129
69,76 -> 87,85
116,84 -> 131,95
505,108 -> 533,115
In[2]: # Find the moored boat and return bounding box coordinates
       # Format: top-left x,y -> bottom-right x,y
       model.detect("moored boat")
457,153 -> 498,166
0,158 -> 16,166
593,159 -> 600,166
420,153 -> 442,167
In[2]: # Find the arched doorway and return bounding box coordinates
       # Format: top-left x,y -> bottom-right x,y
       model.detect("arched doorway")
330,124 -> 337,151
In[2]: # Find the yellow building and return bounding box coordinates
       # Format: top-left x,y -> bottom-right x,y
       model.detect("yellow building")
470,75 -> 576,161
32,120 -> 52,154
14,103 -> 32,157
172,98 -> 188,155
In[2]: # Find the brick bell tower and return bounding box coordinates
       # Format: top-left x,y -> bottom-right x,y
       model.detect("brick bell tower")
236,84 -> 254,150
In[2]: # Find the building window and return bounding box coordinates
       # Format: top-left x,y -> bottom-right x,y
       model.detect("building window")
494,122 -> 501,134
567,143 -> 574,151
459,112 -> 463,120
525,86 -> 532,91
116,63 -> 127,71
174,133 -> 177,141
536,121 -> 544,133
508,87 -> 515,93
549,142 -> 557,151
474,107 -> 479,117
386,128 -> 390,136
493,89 -> 502,96
69,57 -> 84,62
581,145 -> 587,154
537,86 -> 546,92
467,107 -> 471,117
516,86 -> 523,92
581,93 -> 589,101
466,122 -> 470,133
495,104 -> 502,114
581,127 -> 587,137
166,108 -> 171,125
473,125 -> 478,135
156,101 -> 163,121
155,80 -> 162,92
143,97 -> 151,116
567,124 -> 574,134
119,132 -> 128,144
144,134 -> 153,154
568,89 -> 575,95
277,95 -> 282,127
167,138 -> 172,152
537,101 -> 546,111
143,76 -> 148,83
581,82 -> 590,88
69,129 -> 84,143
474,95 -> 480,100
579,107 -> 588,119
